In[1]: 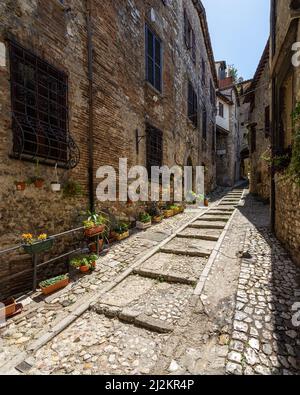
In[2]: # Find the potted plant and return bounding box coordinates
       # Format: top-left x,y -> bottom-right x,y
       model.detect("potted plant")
169,204 -> 180,215
204,196 -> 209,207
163,203 -> 175,218
83,212 -> 107,238
111,223 -> 130,241
14,181 -> 26,191
148,203 -> 163,223
39,274 -> 69,295
51,164 -> 61,192
136,212 -> 152,230
63,180 -> 83,198
22,233 -> 54,255
70,254 -> 98,273
31,160 -> 45,188
0,298 -> 23,319
89,238 -> 104,253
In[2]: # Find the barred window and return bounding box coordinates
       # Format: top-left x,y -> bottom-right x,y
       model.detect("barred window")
8,40 -> 79,168
146,124 -> 163,175
188,81 -> 198,127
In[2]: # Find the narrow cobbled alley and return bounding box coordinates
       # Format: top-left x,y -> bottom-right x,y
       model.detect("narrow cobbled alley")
1,187 -> 299,375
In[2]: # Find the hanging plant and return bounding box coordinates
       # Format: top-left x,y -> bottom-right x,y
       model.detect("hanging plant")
51,164 -> 61,192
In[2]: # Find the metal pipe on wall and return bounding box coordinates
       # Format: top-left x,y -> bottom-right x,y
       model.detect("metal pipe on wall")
86,0 -> 95,213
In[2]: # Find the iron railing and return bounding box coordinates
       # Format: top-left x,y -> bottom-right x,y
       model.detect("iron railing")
0,226 -> 102,294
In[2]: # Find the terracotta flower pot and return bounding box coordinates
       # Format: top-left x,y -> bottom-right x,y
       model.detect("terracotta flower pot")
15,182 -> 26,191
40,278 -> 69,295
34,179 -> 44,188
84,225 -> 105,238
204,199 -> 209,207
0,298 -> 16,317
89,239 -> 104,253
80,265 -> 90,273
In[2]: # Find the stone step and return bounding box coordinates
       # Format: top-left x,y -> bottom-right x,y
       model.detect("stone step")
93,275 -> 193,333
217,205 -> 236,210
178,228 -> 222,241
136,252 -> 206,284
215,206 -> 235,211
197,215 -> 229,222
189,221 -> 226,230
133,268 -> 196,285
160,237 -> 215,257
204,211 -> 232,216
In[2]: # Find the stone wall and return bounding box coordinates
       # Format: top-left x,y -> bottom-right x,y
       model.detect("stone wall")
249,51 -> 271,201
0,0 -> 217,297
275,176 -> 300,266
216,87 -> 240,187
272,1 -> 300,267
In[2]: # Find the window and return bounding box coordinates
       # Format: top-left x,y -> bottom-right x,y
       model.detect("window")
184,10 -> 196,63
188,81 -> 198,127
8,40 -> 78,167
219,102 -> 224,117
146,25 -> 162,92
146,124 -> 163,175
202,107 -> 207,140
265,106 -> 270,137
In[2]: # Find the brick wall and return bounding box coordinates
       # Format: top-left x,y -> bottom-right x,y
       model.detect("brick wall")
0,0 -> 217,297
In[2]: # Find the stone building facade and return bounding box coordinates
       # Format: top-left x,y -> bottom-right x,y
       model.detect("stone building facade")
0,0 -> 217,297
244,41 -> 271,202
215,62 -> 241,187
270,0 -> 300,265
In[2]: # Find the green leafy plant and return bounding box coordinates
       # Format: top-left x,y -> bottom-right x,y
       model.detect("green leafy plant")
39,274 -> 68,288
114,222 -> 129,235
63,180 -> 83,198
138,212 -> 151,223
83,211 -> 108,232
148,203 -> 162,217
70,254 -> 98,270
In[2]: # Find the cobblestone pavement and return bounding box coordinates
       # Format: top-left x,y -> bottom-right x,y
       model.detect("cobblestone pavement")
226,199 -> 300,375
2,187 -> 300,376
0,210 -> 198,369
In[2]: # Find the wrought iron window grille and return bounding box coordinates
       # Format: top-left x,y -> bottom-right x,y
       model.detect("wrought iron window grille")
8,39 -> 79,169
146,124 -> 163,177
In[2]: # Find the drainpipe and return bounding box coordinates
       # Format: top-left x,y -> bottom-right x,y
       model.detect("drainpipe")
86,0 -> 94,212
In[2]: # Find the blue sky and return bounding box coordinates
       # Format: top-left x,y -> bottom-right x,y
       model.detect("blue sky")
202,0 -> 270,81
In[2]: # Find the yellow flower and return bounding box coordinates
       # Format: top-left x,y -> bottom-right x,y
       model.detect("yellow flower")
38,233 -> 47,241
22,233 -> 33,240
